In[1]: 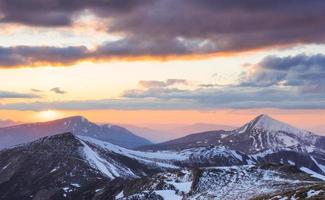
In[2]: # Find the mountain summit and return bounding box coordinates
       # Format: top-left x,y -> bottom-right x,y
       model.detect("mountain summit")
231,114 -> 318,154
0,116 -> 152,149
239,114 -> 312,138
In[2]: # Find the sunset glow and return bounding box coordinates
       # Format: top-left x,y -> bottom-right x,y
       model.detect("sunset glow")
0,0 -> 325,139
2,2 -> 325,199
37,110 -> 62,121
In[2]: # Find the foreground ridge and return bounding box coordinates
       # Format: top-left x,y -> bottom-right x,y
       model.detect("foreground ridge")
0,127 -> 325,199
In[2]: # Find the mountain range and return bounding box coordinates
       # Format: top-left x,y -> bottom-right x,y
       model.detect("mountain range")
0,119 -> 17,128
140,114 -> 325,152
0,114 -> 325,199
121,123 -> 235,142
0,116 -> 151,149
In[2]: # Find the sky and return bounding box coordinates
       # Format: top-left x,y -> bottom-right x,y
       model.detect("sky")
0,0 -> 325,135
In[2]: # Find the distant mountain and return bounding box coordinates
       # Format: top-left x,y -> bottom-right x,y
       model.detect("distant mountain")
170,123 -> 235,135
0,116 -> 152,149
138,130 -> 231,150
0,119 -> 17,127
0,132 -> 324,200
118,124 -> 168,142
121,123 -> 236,142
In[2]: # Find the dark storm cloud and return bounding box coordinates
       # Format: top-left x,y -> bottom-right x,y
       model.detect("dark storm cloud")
0,91 -> 40,98
108,0 -> 325,52
0,39 -> 212,68
0,46 -> 88,67
92,0 -> 325,57
0,0 -> 150,26
92,37 -> 218,58
240,54 -> 325,93
1,0 -> 325,59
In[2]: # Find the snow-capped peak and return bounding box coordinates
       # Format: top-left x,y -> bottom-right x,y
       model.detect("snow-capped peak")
255,114 -> 296,131
233,114 -> 320,153
245,114 -> 311,137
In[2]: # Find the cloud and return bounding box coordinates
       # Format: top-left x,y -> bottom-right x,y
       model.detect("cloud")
0,98 -> 197,111
0,0 -> 325,62
0,119 -> 17,127
1,86 -> 325,110
30,88 -> 42,92
50,87 -> 66,94
0,46 -> 88,68
0,91 -> 40,98
139,79 -> 189,88
1,51 -> 325,110
2,70 -> 325,111
0,0 -> 149,27
199,84 -> 223,88
240,54 -> 325,93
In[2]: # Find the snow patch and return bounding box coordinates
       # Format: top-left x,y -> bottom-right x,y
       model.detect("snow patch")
95,188 -> 103,193
166,181 -> 192,193
307,190 -> 323,198
79,140 -> 117,179
50,167 -> 59,173
62,187 -> 70,192
116,191 -> 124,198
2,163 -> 10,170
300,167 -> 325,181
70,183 -> 80,188
155,190 -> 182,200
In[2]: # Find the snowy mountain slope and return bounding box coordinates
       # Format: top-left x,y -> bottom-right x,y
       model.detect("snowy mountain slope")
0,116 -> 152,149
0,132 -> 255,199
79,136 -> 256,169
0,132 -> 162,200
188,165 -> 319,200
80,135 -> 325,183
141,114 -> 325,154
79,136 -> 185,170
0,133 -> 111,200
138,114 -> 325,177
116,165 -> 323,200
252,184 -> 325,200
1,131 -> 324,200
1,114 -> 325,200
235,146 -> 325,178
0,132 -> 256,200
226,114 -> 320,154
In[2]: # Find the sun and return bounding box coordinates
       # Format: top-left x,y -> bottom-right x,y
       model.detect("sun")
38,110 -> 61,121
